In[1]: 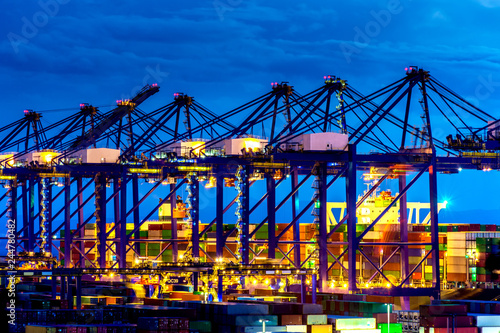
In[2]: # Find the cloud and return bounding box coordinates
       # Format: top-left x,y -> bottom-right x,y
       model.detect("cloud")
476,0 -> 500,7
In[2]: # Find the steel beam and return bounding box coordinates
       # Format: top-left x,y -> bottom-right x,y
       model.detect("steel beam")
242,166 -> 250,264
318,162 -> 328,290
291,168 -> 301,267
77,178 -> 85,268
189,174 -> 200,258
170,183 -> 178,261
429,156 -> 441,298
266,174 -> 276,259
96,174 -> 107,268
346,144 -> 358,292
64,178 -> 71,268
399,173 -> 410,309
216,172 -> 224,258
119,173 -> 127,268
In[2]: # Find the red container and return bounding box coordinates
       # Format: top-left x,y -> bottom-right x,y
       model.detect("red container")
477,274 -> 492,282
456,328 -> 478,333
420,304 -> 468,316
374,312 -> 398,323
458,225 -> 470,232
281,314 -> 302,325
148,224 -> 162,230
422,316 -> 474,328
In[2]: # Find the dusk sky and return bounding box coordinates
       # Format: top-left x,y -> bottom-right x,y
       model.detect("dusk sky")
1,1 -> 500,224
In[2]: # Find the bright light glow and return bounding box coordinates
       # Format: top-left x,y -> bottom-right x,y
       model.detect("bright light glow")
343,283 -> 347,288
109,273 -> 114,278
0,154 -> 15,166
179,254 -> 184,259
386,283 -> 391,288
252,279 -> 257,285
458,168 -> 462,172
264,279 -> 270,285
205,176 -> 216,189
365,283 -> 369,288
186,141 -> 205,156
243,138 -> 264,152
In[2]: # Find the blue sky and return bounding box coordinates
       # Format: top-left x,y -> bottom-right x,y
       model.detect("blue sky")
1,0 -> 500,224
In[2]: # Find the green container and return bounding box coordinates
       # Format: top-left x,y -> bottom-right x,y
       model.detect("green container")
139,231 -> 148,238
383,270 -> 401,279
497,225 -> 500,232
368,302 -> 392,314
356,224 -> 367,232
255,232 -> 269,240
162,229 -> 172,239
60,230 -> 65,237
477,267 -> 490,275
439,226 -> 448,233
425,245 -> 432,251
378,323 -> 403,333
189,321 -> 212,333
477,238 -> 487,245
148,243 -> 160,250
162,253 -> 173,262
439,244 -> 447,251
148,248 -> 160,256
481,225 -> 487,231
424,273 -> 433,280
334,224 -> 347,233
425,226 -> 431,232
453,226 -> 459,232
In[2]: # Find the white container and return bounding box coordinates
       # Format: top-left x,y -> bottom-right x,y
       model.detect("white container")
447,240 -> 466,249
295,132 -> 348,151
69,148 -> 120,163
224,137 -> 268,155
19,150 -> 61,164
446,256 -> 467,265
447,232 -> 466,240
476,316 -> 500,327
336,318 -> 376,330
447,264 -> 467,273
447,248 -> 466,256
165,140 -> 206,157
286,325 -> 307,333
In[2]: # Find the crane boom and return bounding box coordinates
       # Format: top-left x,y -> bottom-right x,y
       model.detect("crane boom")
69,84 -> 159,150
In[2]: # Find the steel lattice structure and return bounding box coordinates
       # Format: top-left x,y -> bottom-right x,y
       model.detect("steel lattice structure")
1,67 -> 499,304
